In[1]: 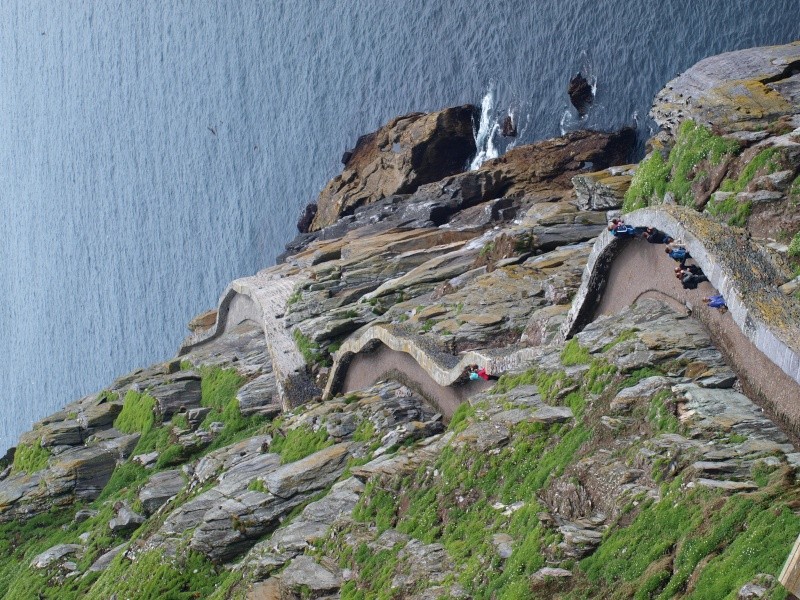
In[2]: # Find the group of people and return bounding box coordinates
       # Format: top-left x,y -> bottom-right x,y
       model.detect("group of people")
608,218 -> 727,311
466,364 -> 500,381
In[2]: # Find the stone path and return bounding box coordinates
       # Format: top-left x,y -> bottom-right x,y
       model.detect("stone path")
563,205 -> 800,432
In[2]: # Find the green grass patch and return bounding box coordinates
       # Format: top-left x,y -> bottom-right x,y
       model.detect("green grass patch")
352,419 -> 376,443
647,389 -> 681,434
561,338 -> 592,366
623,150 -> 670,211
601,329 -> 638,352
706,194 -> 752,227
448,402 -> 477,433
579,480 -> 800,600
293,329 -> 329,367
617,366 -> 664,392
269,423 -> 332,464
624,121 -> 739,210
247,479 -> 268,493
114,390 -> 157,435
11,440 -> 50,474
348,416 -> 591,598
719,147 -> 778,193
788,232 -> 800,258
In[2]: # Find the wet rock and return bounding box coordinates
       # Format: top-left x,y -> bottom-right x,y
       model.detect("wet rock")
296,203 -> 317,234
568,72 -> 593,117
501,115 -> 517,137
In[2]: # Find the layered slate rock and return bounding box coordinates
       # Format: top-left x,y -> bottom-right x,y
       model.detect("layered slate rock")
651,41 -> 800,136
572,165 -> 636,211
311,105 -> 478,230
139,469 -> 185,515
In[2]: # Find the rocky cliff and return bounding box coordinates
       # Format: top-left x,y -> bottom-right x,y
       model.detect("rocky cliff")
0,42 -> 799,600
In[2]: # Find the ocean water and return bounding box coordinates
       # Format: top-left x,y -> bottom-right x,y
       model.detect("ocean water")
0,0 -> 797,452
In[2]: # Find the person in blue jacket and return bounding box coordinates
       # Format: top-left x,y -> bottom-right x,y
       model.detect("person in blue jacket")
703,294 -> 727,310
665,244 -> 691,266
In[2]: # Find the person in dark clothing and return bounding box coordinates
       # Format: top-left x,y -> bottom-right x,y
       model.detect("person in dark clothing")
680,272 -> 708,289
675,264 -> 703,276
642,227 -> 674,244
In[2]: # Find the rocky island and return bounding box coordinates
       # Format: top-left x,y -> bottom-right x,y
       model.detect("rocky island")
0,41 -> 799,599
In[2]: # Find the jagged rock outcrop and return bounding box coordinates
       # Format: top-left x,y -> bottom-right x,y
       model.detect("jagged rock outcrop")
568,72 -> 594,117
651,41 -> 800,136
311,105 -> 478,231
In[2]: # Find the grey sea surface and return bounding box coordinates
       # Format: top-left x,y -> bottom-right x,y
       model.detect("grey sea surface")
0,0 -> 798,452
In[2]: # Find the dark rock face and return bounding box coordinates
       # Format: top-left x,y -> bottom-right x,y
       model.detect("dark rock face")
568,73 -> 593,117
296,203 -> 317,234
501,115 -> 517,137
310,105 -> 478,231
278,128 -> 636,262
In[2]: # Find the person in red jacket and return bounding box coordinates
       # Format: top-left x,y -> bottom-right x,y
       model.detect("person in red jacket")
468,364 -> 500,381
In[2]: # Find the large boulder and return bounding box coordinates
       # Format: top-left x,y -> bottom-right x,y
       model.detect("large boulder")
568,73 -> 594,117
651,41 -> 800,136
310,105 -> 478,230
475,128 -> 636,199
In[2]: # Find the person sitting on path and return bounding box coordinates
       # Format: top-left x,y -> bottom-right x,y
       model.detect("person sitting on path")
642,227 -> 674,244
665,244 -> 691,266
609,223 -> 647,238
679,271 -> 708,290
703,294 -> 727,311
675,264 -> 703,276
468,364 -> 500,381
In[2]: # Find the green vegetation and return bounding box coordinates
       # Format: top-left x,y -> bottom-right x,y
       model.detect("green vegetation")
348,417 -> 591,598
269,423 -> 332,464
719,147 -> 778,193
114,390 -> 157,434
788,231 -> 800,258
646,389 -> 681,434
579,477 -> 800,599
705,194 -> 752,227
623,121 -> 739,211
479,241 -> 495,258
352,419 -> 376,443
11,440 -> 50,474
601,329 -> 638,352
85,548 -> 238,600
247,478 -> 268,493
560,338 -> 592,366
293,329 -> 330,367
